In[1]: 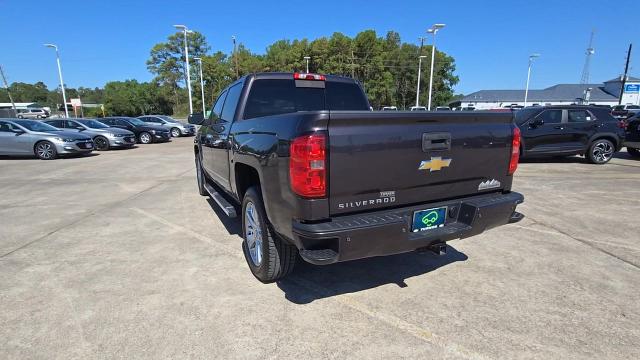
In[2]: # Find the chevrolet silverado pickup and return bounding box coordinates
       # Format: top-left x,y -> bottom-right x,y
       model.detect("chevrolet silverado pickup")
189,72 -> 524,282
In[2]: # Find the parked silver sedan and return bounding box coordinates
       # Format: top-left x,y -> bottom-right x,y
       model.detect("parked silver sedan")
137,115 -> 196,137
0,119 -> 94,159
44,119 -> 136,151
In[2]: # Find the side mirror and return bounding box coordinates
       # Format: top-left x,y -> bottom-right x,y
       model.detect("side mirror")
188,113 -> 205,125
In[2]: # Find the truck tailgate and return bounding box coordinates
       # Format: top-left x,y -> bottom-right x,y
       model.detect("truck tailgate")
328,111 -> 515,215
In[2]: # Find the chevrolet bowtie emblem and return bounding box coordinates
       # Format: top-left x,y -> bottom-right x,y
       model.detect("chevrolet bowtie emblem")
419,157 -> 452,172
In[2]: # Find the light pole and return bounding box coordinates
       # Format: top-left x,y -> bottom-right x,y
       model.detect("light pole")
415,55 -> 427,107
193,57 -> 206,115
44,44 -> 69,118
426,23 -> 445,111
174,25 -> 193,114
524,53 -> 540,107
232,36 -> 239,79
303,56 -> 310,73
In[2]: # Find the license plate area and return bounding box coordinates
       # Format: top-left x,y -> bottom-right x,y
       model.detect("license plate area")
411,206 -> 447,232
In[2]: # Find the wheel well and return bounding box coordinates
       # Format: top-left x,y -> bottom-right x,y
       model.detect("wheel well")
235,163 -> 260,201
591,135 -> 618,149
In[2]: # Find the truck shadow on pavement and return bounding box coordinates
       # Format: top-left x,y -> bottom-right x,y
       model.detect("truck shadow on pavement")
277,246 -> 468,304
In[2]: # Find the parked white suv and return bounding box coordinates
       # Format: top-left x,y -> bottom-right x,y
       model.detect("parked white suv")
16,108 -> 48,119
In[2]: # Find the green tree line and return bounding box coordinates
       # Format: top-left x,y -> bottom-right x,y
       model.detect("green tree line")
0,29 -> 459,116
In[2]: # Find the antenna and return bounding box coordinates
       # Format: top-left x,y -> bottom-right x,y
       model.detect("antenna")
580,29 -> 595,84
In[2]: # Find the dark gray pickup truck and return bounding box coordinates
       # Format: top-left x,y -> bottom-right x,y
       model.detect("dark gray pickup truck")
189,72 -> 524,282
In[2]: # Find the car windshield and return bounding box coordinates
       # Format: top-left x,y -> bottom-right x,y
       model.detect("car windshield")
514,108 -> 541,125
12,120 -> 60,132
126,118 -> 146,126
157,115 -> 178,123
78,120 -> 110,129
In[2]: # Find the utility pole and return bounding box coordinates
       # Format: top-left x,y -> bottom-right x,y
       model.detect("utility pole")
418,36 -> 426,56
618,43 -> 632,105
0,65 -> 17,114
232,36 -> 239,79
350,51 -> 356,79
303,56 -> 310,73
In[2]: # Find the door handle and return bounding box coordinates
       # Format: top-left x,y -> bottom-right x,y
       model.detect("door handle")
422,132 -> 451,151
554,126 -> 564,130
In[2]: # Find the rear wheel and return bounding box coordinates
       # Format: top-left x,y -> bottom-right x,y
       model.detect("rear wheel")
170,127 -> 181,137
94,136 -> 110,151
241,187 -> 297,283
587,139 -> 615,164
34,141 -> 57,160
628,147 -> 640,158
138,132 -> 152,144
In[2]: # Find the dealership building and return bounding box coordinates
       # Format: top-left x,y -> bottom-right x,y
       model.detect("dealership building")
452,76 -> 640,110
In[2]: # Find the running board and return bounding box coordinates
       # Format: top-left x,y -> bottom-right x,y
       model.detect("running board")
204,183 -> 237,218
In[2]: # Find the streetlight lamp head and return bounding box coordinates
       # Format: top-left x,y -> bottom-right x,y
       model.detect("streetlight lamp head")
419,55 -> 427,59
303,56 -> 310,60
433,23 -> 446,29
173,24 -> 186,30
530,53 -> 541,59
427,28 -> 434,34
44,43 -> 57,49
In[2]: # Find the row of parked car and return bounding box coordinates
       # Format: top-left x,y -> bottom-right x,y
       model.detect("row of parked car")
0,115 -> 195,160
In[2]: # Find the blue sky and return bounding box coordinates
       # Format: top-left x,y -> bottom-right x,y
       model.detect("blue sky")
2,0 -> 638,94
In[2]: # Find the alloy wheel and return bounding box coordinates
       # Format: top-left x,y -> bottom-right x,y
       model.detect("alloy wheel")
140,133 -> 151,144
244,201 -> 263,266
36,143 -> 54,159
592,141 -> 613,163
171,128 -> 181,137
95,137 -> 108,150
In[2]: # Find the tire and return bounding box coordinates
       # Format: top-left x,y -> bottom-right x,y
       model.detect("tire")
94,136 -> 110,151
195,153 -> 207,196
138,132 -> 152,144
170,127 -> 181,137
587,139 -> 615,164
627,147 -> 640,158
34,141 -> 57,160
241,187 -> 297,283
17,115 -> 23,119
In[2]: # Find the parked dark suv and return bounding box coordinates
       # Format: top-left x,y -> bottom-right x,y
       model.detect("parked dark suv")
514,106 -> 625,164
99,117 -> 171,144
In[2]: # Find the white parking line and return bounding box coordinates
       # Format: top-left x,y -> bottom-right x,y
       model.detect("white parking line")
129,206 -> 486,360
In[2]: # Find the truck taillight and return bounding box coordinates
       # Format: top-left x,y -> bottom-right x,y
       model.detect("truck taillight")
508,125 -> 521,175
290,134 -> 326,198
293,72 -> 326,81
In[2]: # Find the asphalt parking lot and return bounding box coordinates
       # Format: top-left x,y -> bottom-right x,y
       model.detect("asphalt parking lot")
1,138 -> 639,359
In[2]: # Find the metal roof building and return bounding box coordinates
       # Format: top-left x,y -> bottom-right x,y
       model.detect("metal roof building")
453,76 -> 640,110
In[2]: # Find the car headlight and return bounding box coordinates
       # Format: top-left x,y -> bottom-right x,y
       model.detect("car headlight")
53,137 -> 75,143
106,133 -> 117,138
150,130 -> 156,134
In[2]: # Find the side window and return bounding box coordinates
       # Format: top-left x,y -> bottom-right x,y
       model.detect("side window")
538,110 -> 562,124
0,121 -> 12,132
220,84 -> 243,121
567,110 -> 592,123
116,119 -> 129,127
65,120 -> 80,128
47,120 -> 64,128
210,90 -> 228,122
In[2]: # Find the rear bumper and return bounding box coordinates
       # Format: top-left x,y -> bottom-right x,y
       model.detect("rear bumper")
292,192 -> 524,265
